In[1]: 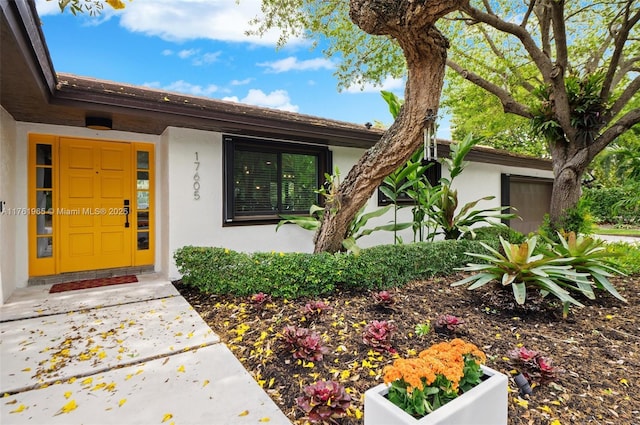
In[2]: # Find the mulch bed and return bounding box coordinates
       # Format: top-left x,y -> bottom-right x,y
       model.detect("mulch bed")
175,274 -> 639,424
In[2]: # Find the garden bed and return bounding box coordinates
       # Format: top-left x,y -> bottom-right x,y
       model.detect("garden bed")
175,274 -> 639,424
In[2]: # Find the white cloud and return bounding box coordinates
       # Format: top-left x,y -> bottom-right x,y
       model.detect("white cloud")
35,1 -> 62,16
143,80 -> 218,97
258,56 -> 335,73
231,78 -> 254,86
36,0 -> 293,45
193,52 -> 222,65
162,49 -> 174,56
178,49 -> 198,59
75,0 -> 294,45
344,76 -> 405,94
223,89 -> 298,112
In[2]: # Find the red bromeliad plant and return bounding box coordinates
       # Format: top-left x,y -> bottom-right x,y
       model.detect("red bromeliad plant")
372,290 -> 396,309
303,300 -> 332,320
296,380 -> 351,424
508,346 -> 563,384
362,320 -> 397,353
250,292 -> 272,311
280,325 -> 329,362
434,314 -> 464,334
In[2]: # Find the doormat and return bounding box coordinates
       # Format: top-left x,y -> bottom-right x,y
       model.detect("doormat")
49,275 -> 138,293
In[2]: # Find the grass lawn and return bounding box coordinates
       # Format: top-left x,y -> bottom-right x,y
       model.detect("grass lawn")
593,225 -> 640,237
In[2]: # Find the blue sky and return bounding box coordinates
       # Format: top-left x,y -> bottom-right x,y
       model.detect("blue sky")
35,0 -> 451,139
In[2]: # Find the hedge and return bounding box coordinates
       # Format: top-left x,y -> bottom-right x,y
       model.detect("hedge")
173,240 -> 492,299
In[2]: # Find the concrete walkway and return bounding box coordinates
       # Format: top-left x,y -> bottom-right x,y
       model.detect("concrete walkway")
0,275 -> 291,424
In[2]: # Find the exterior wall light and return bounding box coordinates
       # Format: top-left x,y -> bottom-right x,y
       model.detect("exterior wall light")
85,116 -> 112,130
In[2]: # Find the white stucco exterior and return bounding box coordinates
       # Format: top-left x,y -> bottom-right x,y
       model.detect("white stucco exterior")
0,116 -> 554,301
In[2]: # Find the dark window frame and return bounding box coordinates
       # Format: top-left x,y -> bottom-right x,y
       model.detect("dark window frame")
223,135 -> 331,226
377,160 -> 442,206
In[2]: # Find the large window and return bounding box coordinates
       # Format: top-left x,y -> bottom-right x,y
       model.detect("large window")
224,136 -> 330,224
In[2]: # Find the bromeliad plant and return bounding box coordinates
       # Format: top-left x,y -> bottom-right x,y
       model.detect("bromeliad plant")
303,300 -> 332,321
296,380 -> 351,424
541,232 -> 628,303
452,236 -> 586,317
372,290 -> 397,309
362,320 -> 397,353
280,325 -> 329,362
434,314 -> 464,335
508,346 -> 563,384
383,339 -> 486,418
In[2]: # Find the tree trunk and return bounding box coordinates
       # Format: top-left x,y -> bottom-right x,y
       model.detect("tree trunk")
548,136 -> 591,225
314,0 -> 462,253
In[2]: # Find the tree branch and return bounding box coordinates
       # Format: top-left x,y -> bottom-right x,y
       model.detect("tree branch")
601,3 -> 640,102
609,75 -> 640,118
520,0 -> 537,28
461,2 -> 553,79
585,35 -> 613,73
535,1 -> 552,59
592,108 -> 640,157
446,59 -> 533,118
477,26 -> 536,92
548,0 -> 574,141
550,1 -> 569,70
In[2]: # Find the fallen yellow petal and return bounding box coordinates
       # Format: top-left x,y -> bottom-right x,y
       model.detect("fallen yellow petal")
203,380 -> 210,387
21,367 -> 31,372
60,399 -> 78,414
619,378 -> 629,387
513,397 -> 529,408
238,410 -> 249,417
162,413 -> 173,423
64,391 -> 72,399
259,418 -> 270,423
119,399 -> 127,407
81,377 -> 93,386
10,404 -> 26,413
177,365 -> 185,373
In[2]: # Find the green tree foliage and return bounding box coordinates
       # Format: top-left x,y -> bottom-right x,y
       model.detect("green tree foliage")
246,1 -> 639,234
52,0 -> 125,15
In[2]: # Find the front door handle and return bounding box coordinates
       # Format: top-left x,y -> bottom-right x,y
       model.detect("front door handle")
124,199 -> 130,228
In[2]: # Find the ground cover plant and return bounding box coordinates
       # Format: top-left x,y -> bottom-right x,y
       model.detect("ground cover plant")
175,267 -> 640,424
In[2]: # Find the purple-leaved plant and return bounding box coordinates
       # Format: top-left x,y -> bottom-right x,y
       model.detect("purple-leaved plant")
296,380 -> 351,424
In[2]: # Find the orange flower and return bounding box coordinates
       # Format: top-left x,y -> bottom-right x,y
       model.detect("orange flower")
384,339 -> 485,393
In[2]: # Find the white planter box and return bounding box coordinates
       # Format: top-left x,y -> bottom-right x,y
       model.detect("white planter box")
364,365 -> 508,425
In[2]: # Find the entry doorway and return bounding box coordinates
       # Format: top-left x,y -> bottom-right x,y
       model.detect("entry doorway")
28,135 -> 154,276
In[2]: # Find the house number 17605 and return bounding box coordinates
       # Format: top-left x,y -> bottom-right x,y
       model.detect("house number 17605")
193,152 -> 200,200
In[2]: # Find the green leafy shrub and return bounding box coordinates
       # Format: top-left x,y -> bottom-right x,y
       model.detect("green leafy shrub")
583,186 -> 639,224
607,242 -> 640,275
539,201 -> 593,242
174,240 -> 492,298
463,225 -> 526,244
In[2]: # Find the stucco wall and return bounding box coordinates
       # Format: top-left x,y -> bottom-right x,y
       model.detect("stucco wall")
0,107 -> 17,302
162,128 -> 554,279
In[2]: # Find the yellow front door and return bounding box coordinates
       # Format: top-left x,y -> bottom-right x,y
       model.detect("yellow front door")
59,138 -> 132,272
